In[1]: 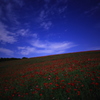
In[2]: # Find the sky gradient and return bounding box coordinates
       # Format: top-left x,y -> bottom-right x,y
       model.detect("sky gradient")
0,0 -> 100,58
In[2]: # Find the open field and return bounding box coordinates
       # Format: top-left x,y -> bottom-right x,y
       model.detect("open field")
0,50 -> 100,100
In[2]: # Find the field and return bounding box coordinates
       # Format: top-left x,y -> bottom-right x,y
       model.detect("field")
0,50 -> 100,100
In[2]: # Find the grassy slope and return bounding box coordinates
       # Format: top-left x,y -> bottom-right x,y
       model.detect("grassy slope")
0,50 -> 100,100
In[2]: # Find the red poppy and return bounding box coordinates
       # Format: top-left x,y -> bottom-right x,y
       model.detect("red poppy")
66,90 -> 70,93
44,83 -> 48,86
32,91 -> 37,94
61,80 -> 65,82
49,83 -> 53,85
25,93 -> 28,95
55,84 -> 59,86
95,83 -> 99,85
12,94 -> 14,97
40,94 -> 43,96
35,88 -> 41,91
68,83 -> 75,86
61,86 -> 65,89
5,88 -> 9,91
74,89 -> 77,91
77,91 -> 80,95
91,78 -> 95,80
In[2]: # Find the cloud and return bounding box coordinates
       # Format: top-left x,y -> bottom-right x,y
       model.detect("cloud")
16,29 -> 38,38
38,10 -> 52,30
88,47 -> 100,50
32,33 -> 38,38
17,29 -> 29,36
18,46 -> 36,55
48,42 -> 74,50
6,2 -> 18,23
0,48 -> 14,55
18,39 -> 76,55
13,0 -> 24,7
38,0 -> 68,29
39,10 -> 47,22
44,0 -> 50,3
0,1 -> 19,25
84,2 -> 100,16
40,21 -> 52,30
0,22 -> 17,44
56,0 -> 68,3
31,39 -> 47,48
58,6 -> 67,14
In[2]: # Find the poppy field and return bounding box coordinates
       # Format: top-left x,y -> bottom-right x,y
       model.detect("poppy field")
0,50 -> 100,100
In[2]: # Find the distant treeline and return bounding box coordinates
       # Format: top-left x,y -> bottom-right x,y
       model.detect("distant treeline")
0,57 -> 28,62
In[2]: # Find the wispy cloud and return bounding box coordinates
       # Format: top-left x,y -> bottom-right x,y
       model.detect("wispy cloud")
40,21 -> 52,30
38,10 -> 48,22
0,5 -> 2,17
18,39 -> 76,56
6,2 -> 19,24
88,47 -> 100,50
84,2 -> 100,16
58,6 -> 67,14
18,46 -> 36,55
17,29 -> 29,36
31,39 -> 47,48
44,0 -> 50,3
0,22 -> 17,44
16,29 -> 38,38
0,48 -> 14,55
37,0 -> 68,30
13,0 -> 24,7
38,10 -> 52,30
0,0 -> 23,25
32,33 -> 38,38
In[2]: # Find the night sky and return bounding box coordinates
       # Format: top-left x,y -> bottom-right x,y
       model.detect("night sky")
0,0 -> 100,58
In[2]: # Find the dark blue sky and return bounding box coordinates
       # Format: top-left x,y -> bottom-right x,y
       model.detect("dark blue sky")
0,0 -> 100,58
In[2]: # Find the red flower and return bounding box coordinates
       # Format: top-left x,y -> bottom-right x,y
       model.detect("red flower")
44,83 -> 48,86
77,91 -> 80,95
44,83 -> 47,85
80,70 -> 84,72
25,93 -> 28,95
32,91 -> 37,94
81,85 -> 84,87
91,78 -> 95,80
35,88 -> 41,91
56,76 -> 60,80
88,59 -> 91,61
74,89 -> 77,91
55,84 -> 59,86
61,80 -> 65,82
61,86 -> 65,89
66,88 -> 71,93
68,83 -> 75,86
40,94 -> 43,96
68,67 -> 72,70
12,94 -> 15,97
91,82 -> 99,85
66,90 -> 70,93
95,83 -> 99,85
5,88 -> 9,91
54,72 -> 58,75
49,83 -> 53,85
22,75 -> 27,78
